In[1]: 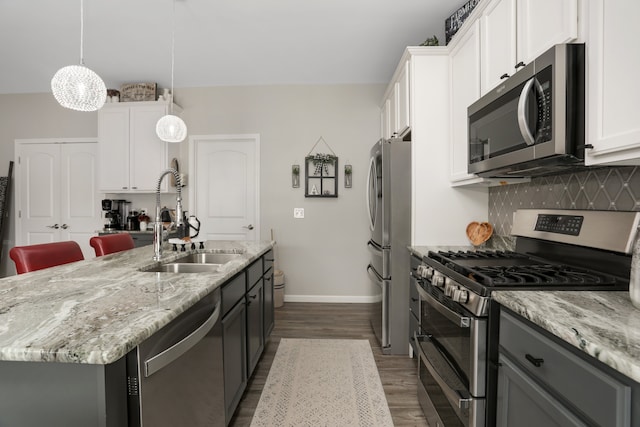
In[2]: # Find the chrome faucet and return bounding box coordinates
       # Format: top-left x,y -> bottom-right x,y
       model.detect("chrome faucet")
153,168 -> 183,261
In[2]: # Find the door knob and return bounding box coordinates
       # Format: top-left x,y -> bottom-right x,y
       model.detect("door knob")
60,224 -> 69,229
47,224 -> 60,229
243,224 -> 254,230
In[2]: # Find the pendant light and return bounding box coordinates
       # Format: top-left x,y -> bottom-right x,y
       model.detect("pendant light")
51,0 -> 106,112
156,0 -> 187,143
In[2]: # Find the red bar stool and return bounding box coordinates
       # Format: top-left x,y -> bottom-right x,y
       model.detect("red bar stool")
89,233 -> 135,257
10,241 -> 85,274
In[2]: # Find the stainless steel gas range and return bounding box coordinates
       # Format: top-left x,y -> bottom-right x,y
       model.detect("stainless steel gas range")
412,209 -> 640,427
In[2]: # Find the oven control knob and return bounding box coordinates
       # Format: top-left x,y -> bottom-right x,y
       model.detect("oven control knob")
452,289 -> 469,304
432,274 -> 446,288
416,264 -> 433,279
444,283 -> 455,297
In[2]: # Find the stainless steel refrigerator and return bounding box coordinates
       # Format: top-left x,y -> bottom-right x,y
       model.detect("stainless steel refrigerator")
366,137 -> 411,355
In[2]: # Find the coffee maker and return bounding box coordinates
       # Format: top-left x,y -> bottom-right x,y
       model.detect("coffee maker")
102,199 -> 129,230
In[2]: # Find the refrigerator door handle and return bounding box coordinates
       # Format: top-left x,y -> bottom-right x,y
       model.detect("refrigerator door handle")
366,156 -> 376,231
367,264 -> 383,284
367,240 -> 383,256
367,264 -> 389,348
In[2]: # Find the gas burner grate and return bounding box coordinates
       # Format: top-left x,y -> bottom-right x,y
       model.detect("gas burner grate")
435,250 -> 528,260
468,264 -> 618,286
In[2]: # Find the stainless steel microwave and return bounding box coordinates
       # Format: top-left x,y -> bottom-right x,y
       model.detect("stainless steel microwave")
467,43 -> 585,177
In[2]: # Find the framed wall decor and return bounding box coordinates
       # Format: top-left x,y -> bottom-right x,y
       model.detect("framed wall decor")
305,154 -> 338,197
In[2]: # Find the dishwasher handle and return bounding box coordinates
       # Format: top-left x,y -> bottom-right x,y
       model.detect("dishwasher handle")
144,300 -> 221,377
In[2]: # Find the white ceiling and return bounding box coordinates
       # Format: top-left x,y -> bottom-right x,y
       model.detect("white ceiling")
0,0 -> 458,94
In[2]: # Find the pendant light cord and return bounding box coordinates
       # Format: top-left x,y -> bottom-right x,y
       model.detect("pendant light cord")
169,0 -> 176,115
79,0 -> 85,65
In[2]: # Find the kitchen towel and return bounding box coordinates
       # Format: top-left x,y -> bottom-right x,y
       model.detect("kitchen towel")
250,338 -> 394,427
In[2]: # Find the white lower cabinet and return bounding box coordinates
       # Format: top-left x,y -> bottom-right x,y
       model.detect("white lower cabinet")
584,0 -> 640,166
98,101 -> 180,192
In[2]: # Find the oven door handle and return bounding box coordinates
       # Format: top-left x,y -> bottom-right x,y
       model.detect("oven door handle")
416,283 -> 470,328
414,334 -> 472,411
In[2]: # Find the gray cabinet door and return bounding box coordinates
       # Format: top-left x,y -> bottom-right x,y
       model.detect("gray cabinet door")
263,268 -> 274,338
246,279 -> 264,377
497,354 -> 586,427
222,300 -> 247,424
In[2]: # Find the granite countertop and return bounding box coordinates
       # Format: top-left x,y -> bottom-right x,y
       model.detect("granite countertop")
409,235 -> 516,259
0,240 -> 273,365
493,291 -> 640,383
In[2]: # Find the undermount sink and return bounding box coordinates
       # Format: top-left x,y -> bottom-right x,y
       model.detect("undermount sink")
173,252 -> 243,264
142,263 -> 223,274
141,252 -> 244,273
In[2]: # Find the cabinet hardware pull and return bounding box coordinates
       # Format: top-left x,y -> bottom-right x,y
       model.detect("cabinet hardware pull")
47,224 -> 60,229
411,297 -> 418,302
60,224 -> 69,229
515,61 -> 526,69
500,73 -> 510,80
525,353 -> 544,367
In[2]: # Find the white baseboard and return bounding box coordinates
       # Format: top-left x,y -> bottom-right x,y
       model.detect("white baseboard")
284,294 -> 377,303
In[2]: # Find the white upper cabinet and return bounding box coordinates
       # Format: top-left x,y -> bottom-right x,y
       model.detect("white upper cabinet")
584,0 -> 640,166
516,0 -> 578,64
380,60 -> 410,139
450,21 -> 482,184
480,0 -> 578,95
480,0 -> 517,95
98,101 -> 181,193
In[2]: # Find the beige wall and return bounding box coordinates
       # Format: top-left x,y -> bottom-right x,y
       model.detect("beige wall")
0,94 -> 98,276
0,85 -> 385,301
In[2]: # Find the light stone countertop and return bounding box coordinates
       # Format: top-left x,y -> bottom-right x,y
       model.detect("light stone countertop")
493,291 -> 640,383
408,235 -> 516,259
0,240 -> 273,365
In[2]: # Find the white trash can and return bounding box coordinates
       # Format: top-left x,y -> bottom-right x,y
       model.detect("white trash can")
274,270 -> 285,308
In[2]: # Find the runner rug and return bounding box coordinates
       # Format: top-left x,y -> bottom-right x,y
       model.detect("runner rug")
250,338 -> 394,427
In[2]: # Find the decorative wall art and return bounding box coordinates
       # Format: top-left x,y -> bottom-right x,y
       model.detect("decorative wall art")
305,136 -> 338,198
120,82 -> 157,102
344,164 -> 352,188
292,164 -> 300,188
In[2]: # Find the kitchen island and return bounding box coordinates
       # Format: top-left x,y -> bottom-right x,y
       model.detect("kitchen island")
0,240 -> 273,426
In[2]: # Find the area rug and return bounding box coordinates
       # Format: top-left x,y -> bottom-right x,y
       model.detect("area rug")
250,338 -> 394,427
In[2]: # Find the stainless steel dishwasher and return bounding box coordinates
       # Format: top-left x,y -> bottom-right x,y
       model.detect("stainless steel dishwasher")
126,287 -> 224,427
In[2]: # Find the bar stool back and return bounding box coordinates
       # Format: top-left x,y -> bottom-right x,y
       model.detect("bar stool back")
10,241 -> 84,274
90,233 -> 135,257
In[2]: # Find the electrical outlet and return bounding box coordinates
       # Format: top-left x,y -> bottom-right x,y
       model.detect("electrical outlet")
294,208 -> 305,219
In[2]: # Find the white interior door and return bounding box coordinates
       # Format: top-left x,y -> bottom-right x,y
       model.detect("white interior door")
59,143 -> 102,257
190,135 -> 259,241
16,143 -> 60,245
16,140 -> 102,259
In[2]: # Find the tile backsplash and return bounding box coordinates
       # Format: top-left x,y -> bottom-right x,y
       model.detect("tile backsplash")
489,166 -> 640,235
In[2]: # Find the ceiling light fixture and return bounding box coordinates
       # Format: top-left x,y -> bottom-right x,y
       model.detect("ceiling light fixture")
156,0 -> 187,143
51,0 -> 106,112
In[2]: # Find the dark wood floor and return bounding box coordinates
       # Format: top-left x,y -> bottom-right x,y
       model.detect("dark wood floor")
229,302 -> 429,426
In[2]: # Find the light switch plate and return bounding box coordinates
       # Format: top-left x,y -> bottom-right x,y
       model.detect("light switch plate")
294,208 -> 305,219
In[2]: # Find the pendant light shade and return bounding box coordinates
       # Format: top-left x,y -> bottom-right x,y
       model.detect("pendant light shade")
52,0 -> 106,112
156,0 -> 187,143
51,64 -> 106,112
156,114 -> 187,143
